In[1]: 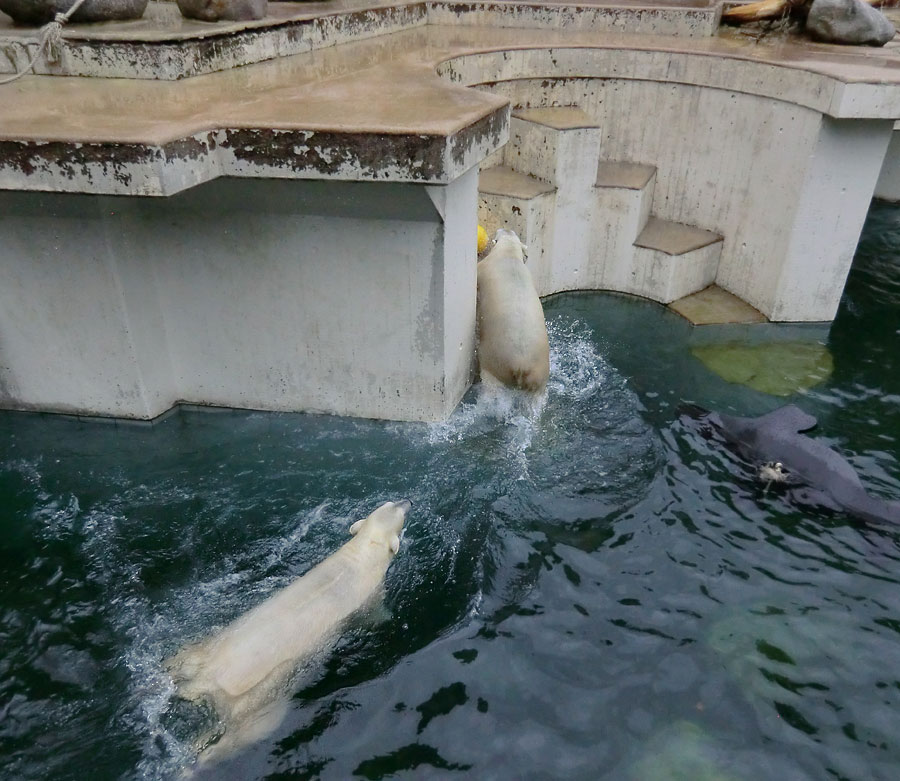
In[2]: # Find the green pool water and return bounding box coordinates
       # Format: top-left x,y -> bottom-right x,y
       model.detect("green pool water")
2,203 -> 900,780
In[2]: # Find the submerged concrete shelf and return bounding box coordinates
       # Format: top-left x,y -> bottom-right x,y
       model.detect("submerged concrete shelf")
669,285 -> 768,325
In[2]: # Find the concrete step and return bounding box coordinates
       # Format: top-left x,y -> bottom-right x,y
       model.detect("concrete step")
669,285 -> 767,325
631,217 -> 724,304
513,106 -> 600,131
500,106 -> 602,294
589,161 -> 658,291
478,165 -> 556,295
478,165 -> 556,200
505,106 -> 602,189
595,161 -> 656,191
635,216 -> 723,256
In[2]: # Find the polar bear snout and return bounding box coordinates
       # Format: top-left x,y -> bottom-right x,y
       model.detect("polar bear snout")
395,499 -> 412,512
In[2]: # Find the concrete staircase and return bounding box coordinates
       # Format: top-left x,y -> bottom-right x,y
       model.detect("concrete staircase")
478,106 -> 724,305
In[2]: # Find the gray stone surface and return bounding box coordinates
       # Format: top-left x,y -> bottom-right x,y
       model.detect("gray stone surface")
807,0 -> 896,47
0,0 -> 148,24
176,0 -> 267,22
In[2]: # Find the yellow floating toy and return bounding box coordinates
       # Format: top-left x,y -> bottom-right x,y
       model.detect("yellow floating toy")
477,224 -> 489,254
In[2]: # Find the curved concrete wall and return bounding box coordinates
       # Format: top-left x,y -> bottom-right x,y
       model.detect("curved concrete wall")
440,48 -> 894,321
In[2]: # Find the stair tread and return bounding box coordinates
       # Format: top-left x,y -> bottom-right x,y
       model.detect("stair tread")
479,166 -> 556,200
635,217 -> 722,256
595,161 -> 656,190
512,106 -> 599,130
669,285 -> 767,325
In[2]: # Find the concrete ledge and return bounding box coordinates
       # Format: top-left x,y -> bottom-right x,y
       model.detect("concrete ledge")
512,105 -> 599,129
437,35 -> 900,119
0,111 -> 508,195
635,216 -> 722,255
479,164 -> 557,198
6,26 -> 900,196
0,1 -> 428,80
428,1 -> 721,38
0,0 -> 718,81
595,160 -> 656,189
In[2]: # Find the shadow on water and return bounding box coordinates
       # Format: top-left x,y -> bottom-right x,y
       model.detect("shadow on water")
3,203 -> 900,780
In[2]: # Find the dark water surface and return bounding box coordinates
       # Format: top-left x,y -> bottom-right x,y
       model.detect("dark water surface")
3,203 -> 900,780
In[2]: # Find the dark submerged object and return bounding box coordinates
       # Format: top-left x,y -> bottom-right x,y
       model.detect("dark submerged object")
0,0 -> 148,24
682,404 -> 900,525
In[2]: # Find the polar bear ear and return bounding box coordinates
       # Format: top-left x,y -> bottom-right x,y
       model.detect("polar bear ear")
349,518 -> 364,536
390,535 -> 401,554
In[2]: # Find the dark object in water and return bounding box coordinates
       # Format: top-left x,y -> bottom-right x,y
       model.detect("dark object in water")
681,404 -> 900,525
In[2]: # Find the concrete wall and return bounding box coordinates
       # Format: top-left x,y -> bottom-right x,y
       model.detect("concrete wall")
0,174 -> 477,421
875,128 -> 900,202
478,76 -> 892,321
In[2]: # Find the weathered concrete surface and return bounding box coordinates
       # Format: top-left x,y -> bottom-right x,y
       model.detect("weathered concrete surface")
0,175 -> 477,421
455,40 -> 899,320
5,26 -> 900,196
429,0 -> 720,39
477,165 -> 557,293
4,16 -> 900,420
0,1 -> 428,80
505,109 -> 602,294
0,1 -> 721,81
766,117 -> 892,321
0,29 -> 511,194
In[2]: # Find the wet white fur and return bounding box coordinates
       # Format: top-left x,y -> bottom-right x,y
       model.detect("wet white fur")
166,501 -> 408,759
477,230 -> 550,393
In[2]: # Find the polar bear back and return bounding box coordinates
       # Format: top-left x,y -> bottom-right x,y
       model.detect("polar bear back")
477,247 -> 550,392
176,534 -> 390,712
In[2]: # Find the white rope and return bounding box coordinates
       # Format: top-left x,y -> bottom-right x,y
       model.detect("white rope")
0,0 -> 89,86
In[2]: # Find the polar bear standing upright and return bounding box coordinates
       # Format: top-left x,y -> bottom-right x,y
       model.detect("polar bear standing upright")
477,229 -> 550,393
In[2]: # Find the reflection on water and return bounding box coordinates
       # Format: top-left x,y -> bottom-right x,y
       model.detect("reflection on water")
2,203 -> 900,780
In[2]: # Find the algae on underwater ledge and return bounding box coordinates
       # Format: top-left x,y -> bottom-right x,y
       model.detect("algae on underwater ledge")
690,342 -> 833,397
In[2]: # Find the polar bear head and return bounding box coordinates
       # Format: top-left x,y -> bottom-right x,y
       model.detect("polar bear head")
482,228 -> 526,264
348,500 -> 410,554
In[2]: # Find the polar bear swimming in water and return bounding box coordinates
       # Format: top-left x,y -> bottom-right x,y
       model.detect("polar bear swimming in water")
476,229 -> 550,393
166,500 -> 410,763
